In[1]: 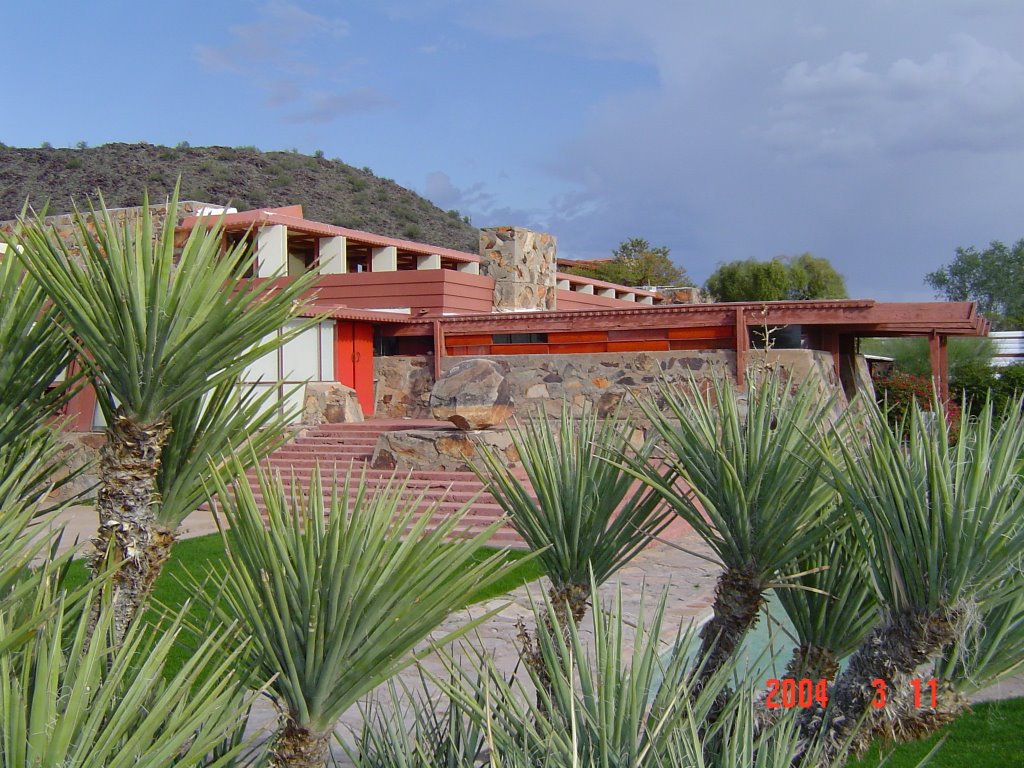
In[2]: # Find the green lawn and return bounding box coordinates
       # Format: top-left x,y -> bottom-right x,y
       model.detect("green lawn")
61,533 -> 543,678
849,697 -> 1024,767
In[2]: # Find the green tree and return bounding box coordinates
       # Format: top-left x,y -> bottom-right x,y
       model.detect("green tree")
568,238 -> 690,287
925,239 -> 1024,330
705,253 -> 847,302
11,187 -> 318,642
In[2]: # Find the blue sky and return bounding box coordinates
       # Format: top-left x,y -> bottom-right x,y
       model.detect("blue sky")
5,1 -> 1024,300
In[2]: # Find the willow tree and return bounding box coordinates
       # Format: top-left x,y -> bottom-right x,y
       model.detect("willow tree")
11,188 -> 318,641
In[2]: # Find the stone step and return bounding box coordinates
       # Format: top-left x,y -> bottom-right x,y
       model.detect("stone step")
251,464 -> 485,482
234,418 -> 528,547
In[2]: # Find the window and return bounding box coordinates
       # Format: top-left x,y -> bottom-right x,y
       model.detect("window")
493,333 -> 548,345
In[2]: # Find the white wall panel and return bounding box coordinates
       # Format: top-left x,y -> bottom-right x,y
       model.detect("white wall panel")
282,324 -> 319,381
320,320 -> 335,380
244,332 -> 280,382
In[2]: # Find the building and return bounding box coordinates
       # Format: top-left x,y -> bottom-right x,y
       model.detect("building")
4,202 -> 989,430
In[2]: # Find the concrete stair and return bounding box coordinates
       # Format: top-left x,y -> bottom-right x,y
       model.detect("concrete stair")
241,420 -> 525,548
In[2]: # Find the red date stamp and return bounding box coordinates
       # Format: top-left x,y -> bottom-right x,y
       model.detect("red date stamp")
765,678 -> 939,709
766,678 -> 830,709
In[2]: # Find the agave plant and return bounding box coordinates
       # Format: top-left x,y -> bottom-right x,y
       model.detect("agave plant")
11,185 -> 319,641
474,403 -> 673,629
820,394 -> 1024,754
205,460 -> 521,768
630,371 -> 841,690
0,587 -> 259,768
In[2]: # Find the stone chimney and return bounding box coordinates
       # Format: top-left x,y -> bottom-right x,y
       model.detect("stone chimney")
479,226 -> 557,311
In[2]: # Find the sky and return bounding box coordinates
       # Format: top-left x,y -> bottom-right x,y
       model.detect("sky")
4,1 -> 1024,301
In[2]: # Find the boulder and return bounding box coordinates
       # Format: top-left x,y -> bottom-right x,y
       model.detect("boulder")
430,359 -> 514,430
303,383 -> 364,425
370,427 -> 520,473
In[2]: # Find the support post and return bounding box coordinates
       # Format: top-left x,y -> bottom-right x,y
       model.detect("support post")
371,245 -> 398,272
821,330 -> 841,381
319,236 -> 347,274
256,225 -> 287,277
417,253 -> 441,270
433,320 -> 444,381
735,306 -> 748,387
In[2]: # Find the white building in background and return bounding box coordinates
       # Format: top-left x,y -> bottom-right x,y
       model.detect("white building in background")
991,331 -> 1024,367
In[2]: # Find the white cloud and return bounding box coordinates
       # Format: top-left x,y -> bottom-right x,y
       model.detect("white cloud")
767,36 -> 1024,158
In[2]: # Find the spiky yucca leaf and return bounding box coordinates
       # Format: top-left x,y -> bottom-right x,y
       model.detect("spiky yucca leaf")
208,459 -> 519,767
935,579 -> 1024,694
474,403 -> 673,623
155,379 -> 300,528
0,590 -> 258,768
773,528 -> 878,679
833,395 -> 1024,618
346,672 -> 488,768
0,425 -> 97,655
0,231 -> 77,448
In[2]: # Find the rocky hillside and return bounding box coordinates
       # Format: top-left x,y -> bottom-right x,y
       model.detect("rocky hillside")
0,143 -> 479,253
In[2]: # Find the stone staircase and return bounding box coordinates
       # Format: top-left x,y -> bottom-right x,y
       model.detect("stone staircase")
243,419 -> 525,548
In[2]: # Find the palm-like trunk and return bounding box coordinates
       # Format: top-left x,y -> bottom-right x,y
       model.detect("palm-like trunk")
696,565 -> 765,689
89,413 -> 173,643
786,643 -> 840,681
270,715 -> 331,768
816,607 -> 961,759
517,580 -> 590,696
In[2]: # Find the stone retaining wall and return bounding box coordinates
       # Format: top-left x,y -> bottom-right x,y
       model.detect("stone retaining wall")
373,348 -> 872,423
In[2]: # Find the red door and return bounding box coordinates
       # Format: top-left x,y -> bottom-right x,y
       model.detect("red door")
335,321 -> 375,415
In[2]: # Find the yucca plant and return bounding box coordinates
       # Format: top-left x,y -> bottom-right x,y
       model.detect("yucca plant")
0,232 -> 77,450
820,394 -> 1024,754
425,582 -> 762,768
773,528 -> 877,681
0,433 -> 90,656
0,586 -> 259,768
205,460 -> 521,768
474,403 -> 673,629
11,185 -> 319,641
630,371 -> 841,690
934,582 -> 1024,695
347,672 -> 488,768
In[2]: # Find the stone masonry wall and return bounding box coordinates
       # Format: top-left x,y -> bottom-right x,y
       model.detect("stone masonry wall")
479,226 -> 558,311
373,349 -> 870,423
374,355 -> 436,418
